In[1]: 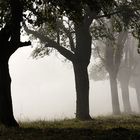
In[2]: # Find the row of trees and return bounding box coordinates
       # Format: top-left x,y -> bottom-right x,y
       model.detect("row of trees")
90,32 -> 140,114
0,0 -> 139,127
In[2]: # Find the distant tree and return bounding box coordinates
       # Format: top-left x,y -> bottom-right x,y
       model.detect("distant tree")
125,37 -> 140,113
90,0 -> 140,114
90,15 -> 130,114
118,35 -> 140,114
117,35 -> 135,113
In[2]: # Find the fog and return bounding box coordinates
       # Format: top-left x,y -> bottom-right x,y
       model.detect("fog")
9,47 -> 139,121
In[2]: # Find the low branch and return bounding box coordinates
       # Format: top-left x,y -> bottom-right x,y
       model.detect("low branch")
24,25 -> 75,61
45,43 -> 75,62
19,41 -> 31,47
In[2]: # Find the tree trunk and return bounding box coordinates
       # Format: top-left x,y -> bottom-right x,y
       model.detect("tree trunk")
120,81 -> 132,113
73,62 -> 91,120
109,73 -> 121,115
0,61 -> 19,127
134,79 -> 140,113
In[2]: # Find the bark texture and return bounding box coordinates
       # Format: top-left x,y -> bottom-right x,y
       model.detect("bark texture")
73,63 -> 91,120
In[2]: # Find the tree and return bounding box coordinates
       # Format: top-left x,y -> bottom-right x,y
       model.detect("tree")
24,0 -> 120,120
127,37 -> 140,113
90,0 -> 140,114
24,0 -> 140,118
0,0 -> 30,127
90,15 -> 130,114
24,11 -> 94,120
117,35 -> 134,113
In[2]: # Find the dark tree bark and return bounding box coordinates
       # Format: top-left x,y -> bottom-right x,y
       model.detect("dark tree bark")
109,73 -> 121,115
0,23 -> 20,127
0,61 -> 19,127
0,0 -> 22,127
0,38 -> 30,127
72,22 -> 92,120
0,0 -> 31,127
73,63 -> 91,120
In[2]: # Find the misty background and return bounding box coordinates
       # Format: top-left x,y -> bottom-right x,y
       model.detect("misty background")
9,46 -> 139,121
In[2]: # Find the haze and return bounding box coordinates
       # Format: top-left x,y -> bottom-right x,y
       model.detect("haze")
8,47 -> 139,121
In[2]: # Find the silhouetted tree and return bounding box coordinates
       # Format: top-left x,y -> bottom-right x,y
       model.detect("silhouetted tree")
24,0 -> 140,119
24,0 -> 120,120
0,0 -> 30,127
24,9 -> 94,120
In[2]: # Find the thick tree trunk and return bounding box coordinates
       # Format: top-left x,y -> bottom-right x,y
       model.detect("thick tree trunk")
73,62 -> 91,120
109,73 -> 121,115
72,22 -> 92,120
0,61 -> 19,127
120,81 -> 132,113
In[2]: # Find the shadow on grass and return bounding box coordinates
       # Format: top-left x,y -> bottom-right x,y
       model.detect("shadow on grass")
0,127 -> 140,140
95,127 -> 140,140
0,127 -> 93,140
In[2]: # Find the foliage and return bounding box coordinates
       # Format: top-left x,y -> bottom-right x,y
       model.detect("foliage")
89,0 -> 140,82
0,0 -> 10,27
90,61 -> 107,81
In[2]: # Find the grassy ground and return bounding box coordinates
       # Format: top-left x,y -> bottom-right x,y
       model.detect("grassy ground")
0,115 -> 140,140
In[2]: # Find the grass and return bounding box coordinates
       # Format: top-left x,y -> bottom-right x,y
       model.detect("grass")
0,115 -> 140,140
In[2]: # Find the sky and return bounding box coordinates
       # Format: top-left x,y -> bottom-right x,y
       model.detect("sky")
8,46 -> 139,121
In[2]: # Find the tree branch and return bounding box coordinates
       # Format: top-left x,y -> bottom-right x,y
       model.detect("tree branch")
57,20 -> 75,52
24,25 -> 75,61
19,41 -> 31,47
90,7 -> 140,22
45,43 -> 75,62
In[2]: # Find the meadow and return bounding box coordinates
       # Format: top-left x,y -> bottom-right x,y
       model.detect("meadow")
0,115 -> 140,140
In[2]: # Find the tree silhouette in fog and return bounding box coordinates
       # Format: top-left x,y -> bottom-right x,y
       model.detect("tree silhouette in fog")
119,36 -> 140,113
23,0 -> 121,120
0,0 -> 139,126
24,0 -> 140,119
91,18 -> 128,115
0,0 -> 30,127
